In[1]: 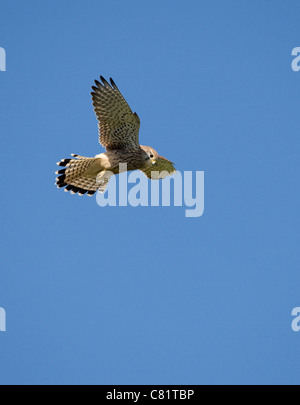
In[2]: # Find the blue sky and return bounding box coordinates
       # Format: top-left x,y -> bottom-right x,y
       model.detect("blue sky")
1,0 -> 300,384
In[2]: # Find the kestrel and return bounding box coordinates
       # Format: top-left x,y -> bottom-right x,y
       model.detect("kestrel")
55,76 -> 175,196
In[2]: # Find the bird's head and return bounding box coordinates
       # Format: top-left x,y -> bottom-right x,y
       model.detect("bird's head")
141,146 -> 159,166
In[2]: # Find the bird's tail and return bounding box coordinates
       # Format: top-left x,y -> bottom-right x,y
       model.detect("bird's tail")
55,154 -> 101,196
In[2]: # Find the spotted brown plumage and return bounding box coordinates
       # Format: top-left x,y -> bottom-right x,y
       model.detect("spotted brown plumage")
92,76 -> 140,150
55,76 -> 175,195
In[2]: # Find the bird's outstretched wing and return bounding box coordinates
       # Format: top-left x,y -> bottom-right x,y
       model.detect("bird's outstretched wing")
140,156 -> 176,179
91,76 -> 140,150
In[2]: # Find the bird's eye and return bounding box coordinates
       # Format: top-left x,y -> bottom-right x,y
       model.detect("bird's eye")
150,153 -> 153,158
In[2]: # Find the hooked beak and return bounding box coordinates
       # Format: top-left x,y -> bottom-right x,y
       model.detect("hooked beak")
150,157 -> 156,165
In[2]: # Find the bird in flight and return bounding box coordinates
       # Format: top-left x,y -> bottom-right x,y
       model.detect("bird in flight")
55,76 -> 175,196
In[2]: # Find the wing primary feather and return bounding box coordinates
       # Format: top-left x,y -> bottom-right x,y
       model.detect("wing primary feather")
94,79 -> 101,87
100,76 -> 110,88
109,78 -> 118,91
